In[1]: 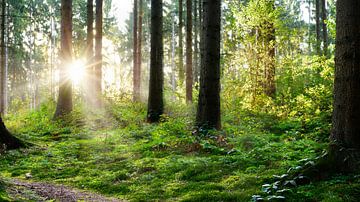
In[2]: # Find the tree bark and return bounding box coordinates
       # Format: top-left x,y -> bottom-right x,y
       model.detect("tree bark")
330,0 -> 360,171
94,0 -> 103,107
321,0 -> 328,56
193,0 -> 199,84
147,0 -> 163,123
54,0 -> 73,118
0,0 -> 5,114
137,0 -> 143,100
315,0 -> 321,55
0,116 -> 24,150
86,0 -> 94,105
178,0 -> 184,85
133,0 -> 140,101
196,0 -> 221,130
185,0 -> 193,103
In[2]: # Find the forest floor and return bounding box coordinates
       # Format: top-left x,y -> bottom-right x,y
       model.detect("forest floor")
0,101 -> 360,201
3,178 -> 123,201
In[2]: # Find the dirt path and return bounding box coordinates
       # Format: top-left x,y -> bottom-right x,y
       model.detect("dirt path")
5,179 -> 125,202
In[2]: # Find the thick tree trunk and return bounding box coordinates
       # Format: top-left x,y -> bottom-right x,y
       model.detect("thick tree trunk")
315,0 -> 321,55
147,0 -> 163,123
196,0 -> 221,130
86,0 -> 94,105
54,0 -> 73,118
185,0 -> 193,103
321,0 -> 328,56
330,0 -> 360,171
94,0 -> 103,107
0,117 -> 24,150
178,0 -> 184,85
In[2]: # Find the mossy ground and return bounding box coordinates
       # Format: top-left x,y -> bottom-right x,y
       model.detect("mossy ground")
0,101 -> 358,201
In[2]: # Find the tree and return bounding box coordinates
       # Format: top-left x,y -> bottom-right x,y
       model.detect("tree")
147,0 -> 163,123
133,0 -> 139,101
86,0 -> 94,104
94,0 -> 103,106
315,0 -> 321,55
185,0 -> 192,103
330,0 -> 360,172
196,0 -> 221,130
321,0 -> 328,56
0,116 -> 24,150
178,0 -> 184,84
0,0 -> 5,114
54,0 -> 73,118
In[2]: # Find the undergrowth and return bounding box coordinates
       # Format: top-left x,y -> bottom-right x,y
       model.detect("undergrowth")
0,99 -> 357,201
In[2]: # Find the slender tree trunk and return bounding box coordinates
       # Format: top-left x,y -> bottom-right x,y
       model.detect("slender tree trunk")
147,0 -> 163,123
330,0 -> 360,172
321,0 -> 328,56
86,0 -> 94,104
178,0 -> 184,85
133,0 -> 139,101
94,0 -> 103,106
137,0 -> 143,100
0,0 -> 5,114
185,0 -> 193,103
315,0 -> 321,55
265,3 -> 276,98
171,13 -> 176,100
54,0 -> 73,118
193,0 -> 199,84
196,0 -> 221,130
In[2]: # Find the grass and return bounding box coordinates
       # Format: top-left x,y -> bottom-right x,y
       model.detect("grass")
0,100 -> 358,201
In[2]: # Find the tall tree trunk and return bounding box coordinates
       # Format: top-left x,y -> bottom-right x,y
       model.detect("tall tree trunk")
171,13 -> 176,100
185,0 -> 193,103
0,0 -> 5,114
86,0 -> 94,104
315,0 -> 321,55
196,0 -> 221,130
147,0 -> 163,123
265,3 -> 276,98
193,0 -> 199,84
178,0 -> 184,85
137,0 -> 143,100
330,0 -> 360,171
133,0 -> 140,101
54,0 -> 73,118
94,0 -> 103,106
321,0 -> 328,56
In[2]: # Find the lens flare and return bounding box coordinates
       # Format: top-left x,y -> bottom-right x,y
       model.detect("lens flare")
68,59 -> 86,85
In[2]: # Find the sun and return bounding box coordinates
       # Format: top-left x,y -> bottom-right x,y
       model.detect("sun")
68,59 -> 86,85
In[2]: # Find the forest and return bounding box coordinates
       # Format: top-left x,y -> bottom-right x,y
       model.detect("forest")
0,0 -> 359,201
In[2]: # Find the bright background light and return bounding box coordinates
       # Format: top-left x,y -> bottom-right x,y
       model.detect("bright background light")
68,59 -> 86,85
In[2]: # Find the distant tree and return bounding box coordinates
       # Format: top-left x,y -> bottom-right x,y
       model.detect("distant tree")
133,0 -> 141,101
147,0 -> 163,123
94,0 -> 103,106
315,0 -> 321,55
321,0 -> 328,56
330,0 -> 360,172
86,0 -> 94,104
54,0 -> 73,118
185,0 -> 192,103
178,0 -> 184,85
196,0 -> 221,130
